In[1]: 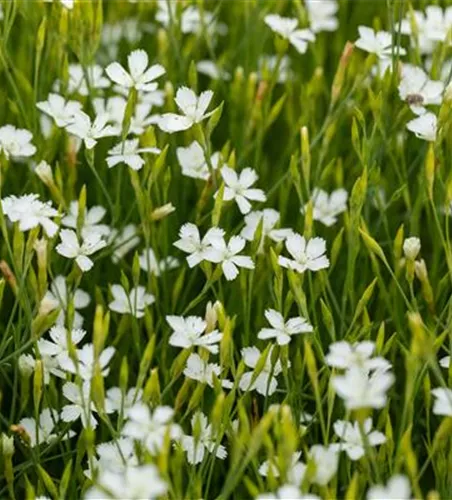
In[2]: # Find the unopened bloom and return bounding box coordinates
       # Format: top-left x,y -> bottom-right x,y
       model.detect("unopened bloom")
217,166 -> 267,214
56,229 -> 107,272
367,475 -> 411,500
158,87 -> 214,133
166,315 -> 222,353
303,188 -> 348,227
258,309 -> 313,345
2,194 -> 59,237
403,236 -> 421,260
106,139 -> 160,171
278,233 -> 329,273
264,14 -> 315,54
0,125 -> 36,159
36,93 -> 82,128
239,346 -> 283,396
406,111 -> 437,141
355,26 -> 406,59
108,285 -> 155,318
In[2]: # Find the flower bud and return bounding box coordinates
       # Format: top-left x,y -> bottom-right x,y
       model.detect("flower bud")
34,161 -> 54,186
151,203 -> 175,221
1,434 -> 14,457
403,237 -> 421,260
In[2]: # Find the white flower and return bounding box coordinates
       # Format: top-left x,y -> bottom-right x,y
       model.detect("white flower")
406,112 -> 437,141
18,354 -> 59,385
36,93 -> 82,128
0,125 -> 36,159
173,223 -> 224,268
158,86 -> 214,133
85,464 -> 167,500
258,55 -> 292,83
355,26 -> 406,59
217,166 -> 267,214
367,475 -> 411,500
108,285 -> 155,318
176,140 -> 221,180
122,403 -> 181,454
439,355 -> 450,369
109,224 -> 140,263
90,437 -> 138,477
258,309 -> 313,346
308,445 -> 339,486
19,408 -> 59,447
303,188 -> 348,227
398,65 -> 444,115
138,248 -> 179,276
204,234 -> 255,281
305,0 -> 338,33
196,60 -> 230,80
105,387 -> 142,415
403,236 -> 421,260
331,418 -> 386,460
61,381 -> 97,428
184,353 -> 232,388
258,451 -> 306,485
431,387 -> 452,416
56,229 -> 107,272
106,49 -> 165,92
1,194 -> 58,237
58,343 -> 115,381
43,275 -> 90,328
166,315 -> 222,354
332,366 -> 395,410
278,233 -> 329,273
65,111 -> 116,149
239,346 -> 283,396
325,341 -> 391,371
181,412 -> 227,465
264,14 -> 315,54
241,209 -> 292,252
257,485 -> 319,500
106,139 -> 160,171
181,6 -> 227,36
62,201 -> 111,239
58,64 -> 110,96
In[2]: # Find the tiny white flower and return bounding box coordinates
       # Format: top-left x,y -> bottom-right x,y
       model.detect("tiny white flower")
398,65 -> 444,115
403,236 -> 421,260
65,111 -> 116,149
106,49 -> 165,92
258,451 -> 306,485
176,140 -> 221,180
108,285 -> 155,318
258,55 -> 292,83
158,86 -> 214,133
59,64 -> 110,96
303,188 -> 348,227
196,60 -> 230,80
239,346 -> 284,396
106,139 -> 161,171
0,125 -> 36,159
278,233 -> 330,273
109,224 -> 140,263
56,229 -> 107,272
240,209 -> 292,252
308,445 -> 339,486
325,341 -> 391,371
61,381 -> 98,428
166,315 -> 222,353
264,14 -> 315,54
431,387 -> 452,417
180,6 -> 227,36
256,485 -> 319,500
305,0 -> 338,33
138,248 -> 179,276
173,223 -> 224,268
217,166 -> 267,214
58,343 -> 115,381
36,93 -> 82,128
367,474 -> 411,500
439,355 -> 450,369
406,112 -> 437,141
19,408 -> 61,447
62,201 -> 111,239
258,309 -> 313,345
184,353 -> 232,388
355,26 -> 406,59
105,387 -> 142,415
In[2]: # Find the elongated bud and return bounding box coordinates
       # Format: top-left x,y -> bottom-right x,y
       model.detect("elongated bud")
425,144 -> 435,200
301,126 -> 310,191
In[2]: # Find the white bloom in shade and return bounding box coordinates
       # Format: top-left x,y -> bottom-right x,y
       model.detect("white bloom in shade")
355,26 -> 406,59
308,445 -> 339,486
257,486 -> 319,500
403,237 -> 421,260
106,139 -> 160,171
331,418 -> 386,460
332,366 -> 395,409
56,64 -> 110,96
197,60 -> 230,80
184,353 -> 233,388
90,437 -> 138,477
278,233 -> 329,273
109,224 -> 140,263
106,49 -> 165,92
305,0 -> 338,33
241,209 -> 292,252
204,234 -> 255,281
0,125 -> 36,159
181,412 -> 227,465
105,387 -> 142,415
367,475 -> 411,500
65,112 -> 116,149
158,87 -> 214,133
166,315 -> 222,354
325,341 -> 391,371
398,65 -> 444,115
19,408 -> 60,447
18,354 -> 60,385
258,55 -> 292,83
138,248 -> 179,276
259,451 -> 306,484
56,229 -> 107,272
264,14 -> 315,54
176,140 -> 221,180
258,309 -> 313,346
217,166 -> 267,214
61,381 -> 98,428
62,201 -> 111,239
108,285 -> 155,318
407,112 -> 437,141
36,93 -> 82,128
85,464 -> 167,500
181,6 -> 227,36
2,194 -> 59,237
37,325 -> 86,371
431,388 -> 452,416
173,223 -> 225,268
58,343 -> 115,381
303,188 -> 348,227
440,355 -> 450,368
401,6 -> 452,51
239,346 -> 283,396
43,275 -> 90,328
122,403 -> 181,454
